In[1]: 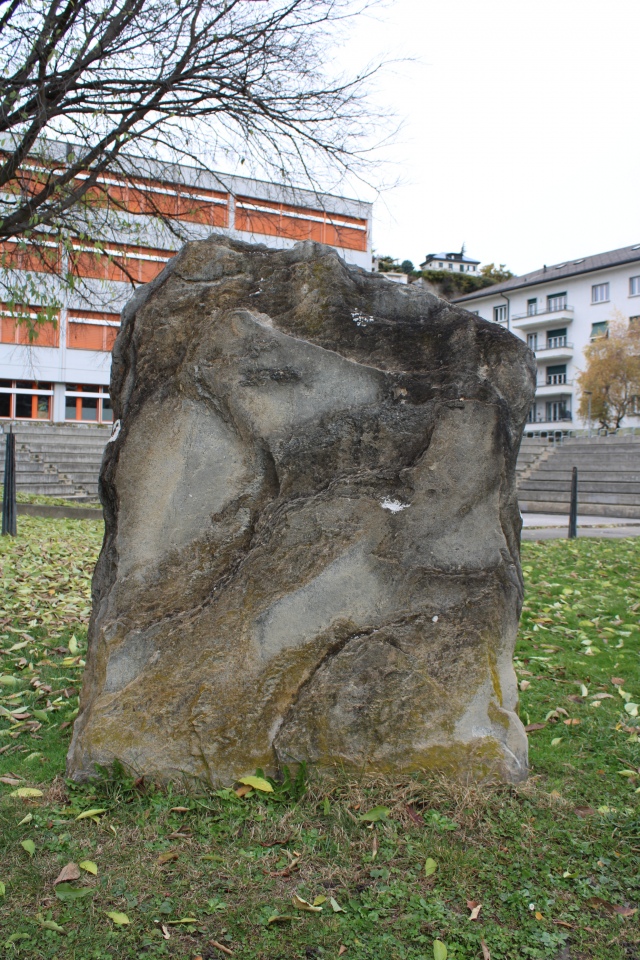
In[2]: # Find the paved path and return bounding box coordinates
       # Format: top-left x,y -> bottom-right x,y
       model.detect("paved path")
521,513 -> 640,541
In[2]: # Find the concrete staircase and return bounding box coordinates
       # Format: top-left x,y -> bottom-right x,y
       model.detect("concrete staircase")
518,435 -> 640,518
516,436 -> 550,481
0,422 -> 110,499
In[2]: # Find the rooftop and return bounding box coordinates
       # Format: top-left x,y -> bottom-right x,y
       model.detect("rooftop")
422,251 -> 480,265
452,243 -> 640,302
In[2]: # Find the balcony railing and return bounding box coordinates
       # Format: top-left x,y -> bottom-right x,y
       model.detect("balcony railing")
513,305 -> 574,321
537,376 -> 573,387
533,338 -> 573,353
527,413 -> 573,424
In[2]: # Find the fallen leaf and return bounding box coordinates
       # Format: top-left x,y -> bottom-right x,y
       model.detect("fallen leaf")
587,896 -> 616,914
567,695 -> 584,704
467,900 -> 481,921
211,940 -> 234,956
480,939 -> 491,960
0,881 -> 5,896
551,737 -> 563,747
574,806 -> 596,817
75,808 -> 106,820
613,905 -> 637,917
55,882 -> 93,902
624,703 -> 639,717
9,787 -> 42,798
20,839 -> 35,856
163,917 -> 197,925
524,723 -> 546,732
611,677 -> 625,685
519,680 -> 530,691
237,775 -> 273,793
79,860 -> 98,876
405,804 -> 423,826
106,911 -> 130,925
330,897 -> 345,913
169,806 -> 189,813
433,940 -> 447,960
292,893 -> 322,913
234,785 -> 253,798
553,920 -> 574,929
35,914 -> 65,933
0,676 -> 18,688
312,895 -> 327,906
157,851 -> 179,865
371,834 -> 378,859
17,814 -> 33,826
267,914 -> 297,924
0,777 -> 21,785
338,947 -> 347,957
535,911 -> 543,920
54,862 -> 80,885
424,857 -> 437,877
358,806 -> 390,822
161,924 -> 170,939
563,718 -> 581,726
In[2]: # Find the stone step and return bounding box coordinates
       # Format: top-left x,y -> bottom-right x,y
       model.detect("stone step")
526,471 -> 640,482
519,500 -> 640,519
519,480 -> 640,494
520,489 -> 640,506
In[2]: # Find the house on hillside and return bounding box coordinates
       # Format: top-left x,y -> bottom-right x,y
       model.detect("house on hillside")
420,250 -> 480,273
0,160 -> 372,424
452,243 -> 640,436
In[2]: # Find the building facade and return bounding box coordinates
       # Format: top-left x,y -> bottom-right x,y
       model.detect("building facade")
0,161 -> 372,424
420,250 -> 480,273
453,244 -> 640,436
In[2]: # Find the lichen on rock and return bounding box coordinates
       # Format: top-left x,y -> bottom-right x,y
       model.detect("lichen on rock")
67,236 -> 536,785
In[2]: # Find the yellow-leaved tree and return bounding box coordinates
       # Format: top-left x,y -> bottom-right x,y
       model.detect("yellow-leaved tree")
577,316 -> 640,431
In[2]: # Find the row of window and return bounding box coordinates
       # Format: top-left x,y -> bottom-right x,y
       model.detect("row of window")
526,328 -> 569,351
0,382 -> 112,423
494,278 -> 640,324
0,309 -> 120,352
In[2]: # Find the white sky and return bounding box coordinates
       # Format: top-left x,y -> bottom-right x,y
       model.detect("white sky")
340,0 -> 640,275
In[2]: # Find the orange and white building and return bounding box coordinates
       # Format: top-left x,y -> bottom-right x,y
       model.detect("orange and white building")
0,161 -> 372,424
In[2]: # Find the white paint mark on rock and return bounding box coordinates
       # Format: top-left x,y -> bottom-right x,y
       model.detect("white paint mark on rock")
380,498 -> 409,513
107,419 -> 121,443
351,309 -> 375,327
432,615 -> 439,622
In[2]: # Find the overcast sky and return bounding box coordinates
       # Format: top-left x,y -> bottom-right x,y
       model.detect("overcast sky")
340,0 -> 640,275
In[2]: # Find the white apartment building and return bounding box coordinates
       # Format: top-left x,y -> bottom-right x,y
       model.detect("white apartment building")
453,243 -> 640,436
0,158 -> 372,425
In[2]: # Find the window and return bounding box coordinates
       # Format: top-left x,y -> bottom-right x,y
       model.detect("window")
459,264 -> 464,272
67,310 -> 120,352
547,292 -> 567,312
527,403 -> 537,424
448,262 -> 453,270
527,298 -> 537,316
0,381 -> 53,419
591,282 -> 609,303
630,276 -> 640,296
546,364 -> 567,385
527,333 -> 538,351
493,305 -> 507,323
65,385 -> 113,423
590,321 -> 609,340
546,327 -> 567,348
546,400 -> 570,422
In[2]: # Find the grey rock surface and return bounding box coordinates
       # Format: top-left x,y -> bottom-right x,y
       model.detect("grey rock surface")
67,236 -> 536,785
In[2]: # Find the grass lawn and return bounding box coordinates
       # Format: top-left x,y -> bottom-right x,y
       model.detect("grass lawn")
0,518 -> 638,960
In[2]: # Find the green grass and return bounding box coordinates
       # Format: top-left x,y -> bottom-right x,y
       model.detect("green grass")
0,520 -> 638,959
1,488 -> 101,507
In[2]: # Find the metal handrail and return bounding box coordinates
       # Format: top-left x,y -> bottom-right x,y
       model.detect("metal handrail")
513,305 -> 574,320
536,377 -> 573,387
535,339 -> 574,352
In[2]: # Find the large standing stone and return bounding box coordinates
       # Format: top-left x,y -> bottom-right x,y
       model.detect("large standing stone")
67,237 -> 536,785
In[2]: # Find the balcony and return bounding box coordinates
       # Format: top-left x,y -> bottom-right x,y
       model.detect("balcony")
512,305 -> 574,331
533,338 -> 574,361
535,376 -> 574,397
